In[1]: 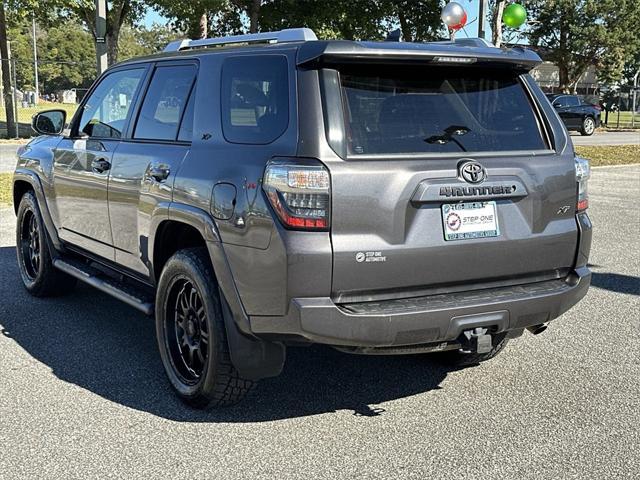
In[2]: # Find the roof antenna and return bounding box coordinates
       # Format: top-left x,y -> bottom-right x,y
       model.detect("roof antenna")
385,28 -> 403,42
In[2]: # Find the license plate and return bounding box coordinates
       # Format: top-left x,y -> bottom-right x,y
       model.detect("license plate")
441,201 -> 500,241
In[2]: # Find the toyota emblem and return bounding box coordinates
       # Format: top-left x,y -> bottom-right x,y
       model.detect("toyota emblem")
459,161 -> 487,184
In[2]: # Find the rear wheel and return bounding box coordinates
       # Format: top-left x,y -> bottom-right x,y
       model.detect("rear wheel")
16,191 -> 77,297
155,248 -> 253,408
435,333 -> 509,368
580,116 -> 596,136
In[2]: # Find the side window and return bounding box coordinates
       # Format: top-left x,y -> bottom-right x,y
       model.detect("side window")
567,96 -> 580,107
134,64 -> 197,141
78,68 -> 144,139
221,55 -> 289,144
178,89 -> 195,142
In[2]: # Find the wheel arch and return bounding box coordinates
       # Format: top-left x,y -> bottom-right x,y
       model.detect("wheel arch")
12,170 -> 62,250
149,203 -> 285,381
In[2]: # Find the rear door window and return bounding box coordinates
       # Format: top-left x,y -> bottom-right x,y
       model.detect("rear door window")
134,64 -> 197,141
221,55 -> 289,144
338,66 -> 548,154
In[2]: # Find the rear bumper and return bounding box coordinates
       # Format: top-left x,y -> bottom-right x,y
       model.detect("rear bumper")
249,267 -> 591,347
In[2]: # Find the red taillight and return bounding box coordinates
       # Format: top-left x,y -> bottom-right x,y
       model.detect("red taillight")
577,198 -> 589,211
263,160 -> 331,231
593,104 -> 602,111
575,156 -> 590,212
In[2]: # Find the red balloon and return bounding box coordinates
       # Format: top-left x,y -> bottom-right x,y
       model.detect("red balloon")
450,10 -> 467,31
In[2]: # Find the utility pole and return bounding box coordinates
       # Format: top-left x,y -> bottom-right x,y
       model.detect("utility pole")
32,15 -> 39,104
95,0 -> 108,75
11,44 -> 19,138
632,69 -> 639,128
478,0 -> 488,40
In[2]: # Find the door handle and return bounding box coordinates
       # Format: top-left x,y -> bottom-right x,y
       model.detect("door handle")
149,166 -> 170,182
91,158 -> 111,173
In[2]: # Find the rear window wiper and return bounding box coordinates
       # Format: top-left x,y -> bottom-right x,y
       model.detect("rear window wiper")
425,125 -> 470,151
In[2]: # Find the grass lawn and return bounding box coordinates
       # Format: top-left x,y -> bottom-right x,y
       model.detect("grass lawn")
601,111 -> 640,128
575,145 -> 640,167
0,102 -> 79,124
0,173 -> 12,206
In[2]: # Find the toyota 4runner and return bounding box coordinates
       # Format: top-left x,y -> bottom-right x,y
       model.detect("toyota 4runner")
13,29 -> 592,408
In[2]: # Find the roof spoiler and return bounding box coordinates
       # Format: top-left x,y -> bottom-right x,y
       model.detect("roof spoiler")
296,40 -> 541,71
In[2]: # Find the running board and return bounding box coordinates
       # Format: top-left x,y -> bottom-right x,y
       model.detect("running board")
53,258 -> 154,315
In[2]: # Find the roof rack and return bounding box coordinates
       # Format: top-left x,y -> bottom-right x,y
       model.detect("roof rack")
164,28 -> 318,53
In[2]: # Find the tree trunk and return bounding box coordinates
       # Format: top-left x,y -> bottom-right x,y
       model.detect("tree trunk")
491,1 -> 506,47
249,0 -> 261,33
106,29 -> 120,66
0,2 -> 17,137
558,63 -> 570,93
187,13 -> 208,39
199,13 -> 208,38
105,1 -> 132,66
398,11 -> 412,42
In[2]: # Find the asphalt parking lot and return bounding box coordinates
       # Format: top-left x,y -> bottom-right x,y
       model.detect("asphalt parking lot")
0,165 -> 638,479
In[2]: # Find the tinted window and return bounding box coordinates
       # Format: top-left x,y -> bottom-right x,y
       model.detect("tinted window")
339,66 -> 547,154
178,90 -> 195,142
221,56 -> 289,144
134,64 -> 197,141
552,96 -> 575,108
566,96 -> 580,107
79,69 -> 144,138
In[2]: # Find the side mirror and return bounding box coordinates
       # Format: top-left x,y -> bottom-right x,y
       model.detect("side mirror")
32,109 -> 66,135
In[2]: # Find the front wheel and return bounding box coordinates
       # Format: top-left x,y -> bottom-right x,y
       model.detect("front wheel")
16,191 -> 77,297
580,116 -> 596,136
155,248 -> 253,408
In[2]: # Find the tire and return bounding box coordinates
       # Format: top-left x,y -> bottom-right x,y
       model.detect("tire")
435,333 -> 509,368
155,248 -> 253,408
15,191 -> 77,297
580,116 -> 596,136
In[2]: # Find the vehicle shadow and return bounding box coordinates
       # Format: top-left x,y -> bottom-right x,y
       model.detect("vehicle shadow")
0,247 -> 452,423
590,272 -> 640,296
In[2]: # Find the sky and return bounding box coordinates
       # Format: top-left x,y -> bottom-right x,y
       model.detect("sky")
142,1 -> 493,40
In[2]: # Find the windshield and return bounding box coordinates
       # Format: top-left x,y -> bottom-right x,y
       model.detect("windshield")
338,66 -> 547,155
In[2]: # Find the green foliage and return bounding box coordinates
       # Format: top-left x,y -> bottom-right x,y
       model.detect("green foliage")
525,0 -> 640,91
151,0 -> 446,42
118,24 -> 183,61
258,0 -> 445,41
8,20 -> 94,93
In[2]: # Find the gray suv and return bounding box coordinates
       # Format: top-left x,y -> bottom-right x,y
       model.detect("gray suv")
13,29 -> 592,408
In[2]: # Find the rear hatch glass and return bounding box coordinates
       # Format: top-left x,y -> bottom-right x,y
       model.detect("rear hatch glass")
339,66 -> 548,155
323,65 -> 576,300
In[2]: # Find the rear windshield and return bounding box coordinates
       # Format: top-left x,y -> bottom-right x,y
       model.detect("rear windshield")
338,66 -> 547,155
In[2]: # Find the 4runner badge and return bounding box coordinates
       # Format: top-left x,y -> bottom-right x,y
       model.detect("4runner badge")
355,251 -> 387,263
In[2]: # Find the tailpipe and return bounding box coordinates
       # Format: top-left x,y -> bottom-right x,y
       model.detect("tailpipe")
526,323 -> 548,335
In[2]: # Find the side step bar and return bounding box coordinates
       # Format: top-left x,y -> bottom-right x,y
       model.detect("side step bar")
53,258 -> 154,315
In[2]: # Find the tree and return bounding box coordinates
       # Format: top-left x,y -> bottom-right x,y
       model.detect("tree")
259,0 -> 444,41
526,0 -> 640,92
151,0 -> 224,39
38,22 -> 95,92
0,1 -> 17,136
68,1 -> 146,65
489,0 -> 506,47
118,23 -> 184,61
154,0 -> 445,42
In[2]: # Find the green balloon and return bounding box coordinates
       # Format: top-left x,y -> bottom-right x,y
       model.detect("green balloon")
503,3 -> 527,28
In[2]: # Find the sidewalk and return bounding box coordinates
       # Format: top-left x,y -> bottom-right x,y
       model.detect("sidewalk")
0,143 -> 20,174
